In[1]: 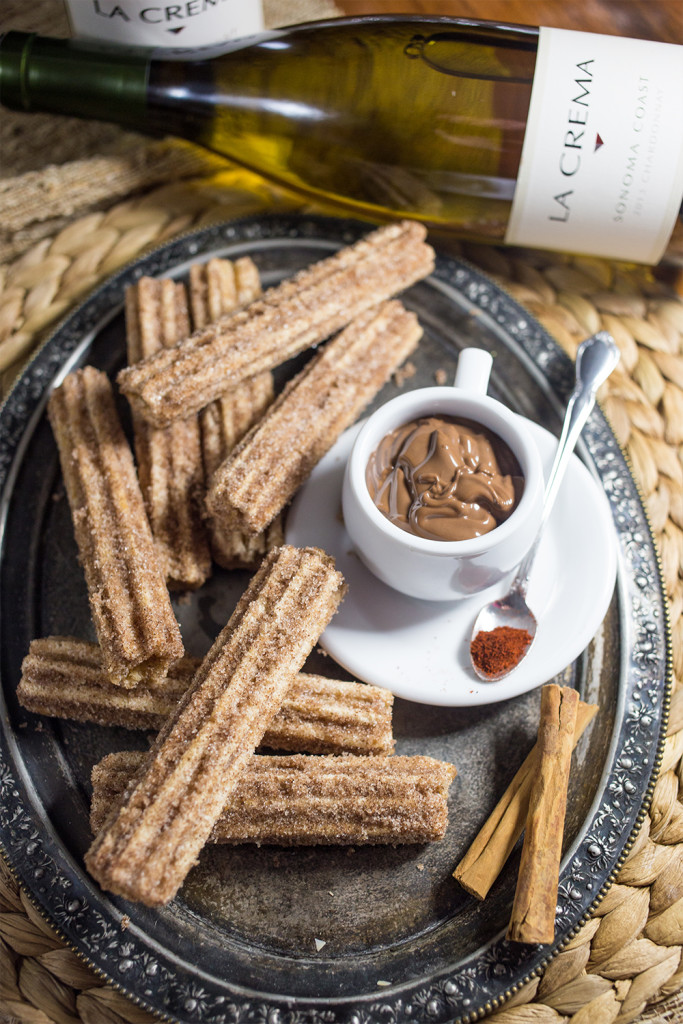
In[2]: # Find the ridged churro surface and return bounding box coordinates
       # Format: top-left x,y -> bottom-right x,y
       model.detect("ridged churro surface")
18,636 -> 186,730
125,276 -> 211,590
199,373 -> 281,567
206,299 -> 422,535
199,371 -> 273,481
117,222 -> 434,426
47,367 -> 184,688
91,752 -> 456,845
189,257 -> 282,567
84,545 -> 346,905
18,636 -> 394,755
189,257 -> 269,483
189,256 -> 262,331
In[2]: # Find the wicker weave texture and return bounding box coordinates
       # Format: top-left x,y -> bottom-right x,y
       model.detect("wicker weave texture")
0,159 -> 682,1024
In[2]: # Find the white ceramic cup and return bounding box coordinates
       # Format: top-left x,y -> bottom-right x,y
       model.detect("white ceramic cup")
341,348 -> 545,601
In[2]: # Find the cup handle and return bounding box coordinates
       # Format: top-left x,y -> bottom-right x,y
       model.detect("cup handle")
453,348 -> 493,394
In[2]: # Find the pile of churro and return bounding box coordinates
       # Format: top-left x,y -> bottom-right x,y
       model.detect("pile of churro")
18,221 -> 462,908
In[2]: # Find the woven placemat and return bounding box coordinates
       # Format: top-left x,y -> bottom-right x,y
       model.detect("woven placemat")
1,13 -> 683,1024
1,164 -> 682,1024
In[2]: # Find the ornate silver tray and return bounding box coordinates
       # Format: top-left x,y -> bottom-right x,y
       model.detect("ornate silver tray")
0,215 -> 671,1023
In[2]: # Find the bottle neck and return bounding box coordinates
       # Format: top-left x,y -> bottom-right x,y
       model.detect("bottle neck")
0,32 -> 149,129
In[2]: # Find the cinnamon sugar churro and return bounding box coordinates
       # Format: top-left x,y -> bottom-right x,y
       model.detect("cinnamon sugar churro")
188,258 -> 268,484
91,752 -> 456,845
117,222 -> 435,427
189,258 -> 282,568
125,276 -> 211,590
47,367 -> 183,688
189,256 -> 262,328
206,299 -> 421,536
18,636 -> 394,755
85,545 -> 345,905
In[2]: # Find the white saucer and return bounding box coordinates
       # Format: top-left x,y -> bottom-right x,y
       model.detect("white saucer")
285,418 -> 618,707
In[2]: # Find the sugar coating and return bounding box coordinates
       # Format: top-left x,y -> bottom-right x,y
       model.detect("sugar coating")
18,635 -> 394,755
190,259 -> 283,567
117,221 -> 435,426
84,544 -> 346,906
126,276 -> 211,590
91,751 -> 457,845
47,367 -> 184,688
205,299 -> 422,536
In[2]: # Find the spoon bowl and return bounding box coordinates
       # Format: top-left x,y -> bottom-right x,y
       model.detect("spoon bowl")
470,330 -> 621,681
470,591 -> 537,681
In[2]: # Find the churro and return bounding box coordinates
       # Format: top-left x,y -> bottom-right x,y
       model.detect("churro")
47,367 -> 183,688
84,545 -> 346,905
189,258 -> 282,567
189,257 -> 268,484
18,636 -> 394,755
206,299 -> 422,536
117,222 -> 435,426
125,276 -> 211,590
90,752 -> 456,845
188,256 -> 262,328
199,367 -> 274,482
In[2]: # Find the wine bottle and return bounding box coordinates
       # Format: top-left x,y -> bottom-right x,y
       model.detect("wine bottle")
1,17 -> 682,264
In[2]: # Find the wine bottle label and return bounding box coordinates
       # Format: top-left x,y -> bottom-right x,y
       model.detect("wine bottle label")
506,28 -> 683,263
64,0 -> 264,50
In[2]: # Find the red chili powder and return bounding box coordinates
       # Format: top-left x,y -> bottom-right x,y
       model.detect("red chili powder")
471,625 -> 532,677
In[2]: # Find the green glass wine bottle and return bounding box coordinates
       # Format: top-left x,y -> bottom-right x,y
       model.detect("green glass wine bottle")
1,16 -> 682,263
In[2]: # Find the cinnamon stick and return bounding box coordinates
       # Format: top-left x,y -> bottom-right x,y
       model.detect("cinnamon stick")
506,684 -> 579,944
454,696 -> 597,901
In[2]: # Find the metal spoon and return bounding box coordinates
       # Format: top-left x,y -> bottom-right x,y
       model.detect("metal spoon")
469,330 -> 621,681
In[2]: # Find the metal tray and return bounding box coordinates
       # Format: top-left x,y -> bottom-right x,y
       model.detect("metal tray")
0,215 -> 671,1023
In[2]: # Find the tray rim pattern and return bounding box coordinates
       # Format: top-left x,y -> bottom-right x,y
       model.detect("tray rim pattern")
0,214 -> 672,1024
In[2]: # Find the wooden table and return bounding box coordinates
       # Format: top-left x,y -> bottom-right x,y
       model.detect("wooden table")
336,0 -> 683,41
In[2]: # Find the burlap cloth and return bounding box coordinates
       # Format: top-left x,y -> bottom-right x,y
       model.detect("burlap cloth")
2,2 -> 683,1023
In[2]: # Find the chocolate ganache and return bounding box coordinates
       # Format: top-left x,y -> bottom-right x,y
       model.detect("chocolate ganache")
366,415 -> 523,542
